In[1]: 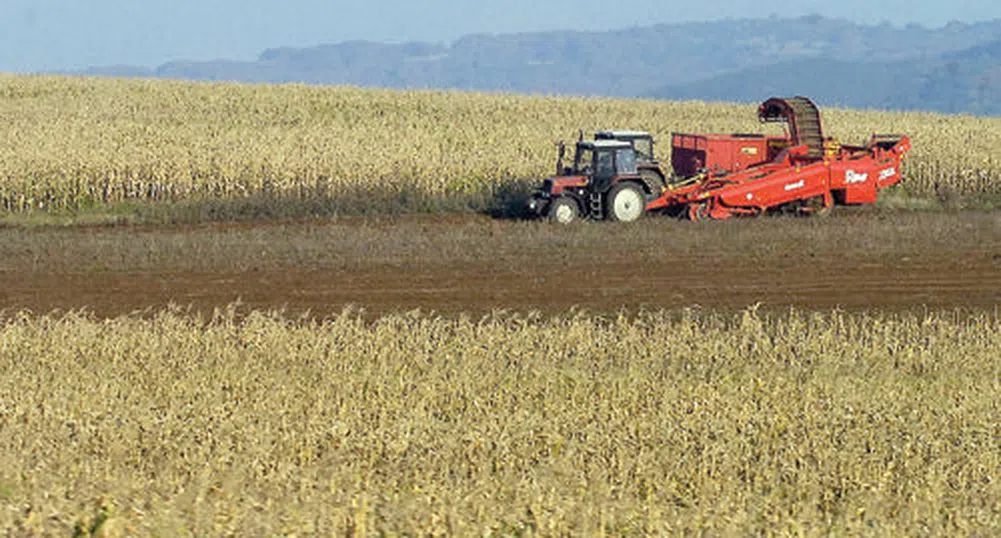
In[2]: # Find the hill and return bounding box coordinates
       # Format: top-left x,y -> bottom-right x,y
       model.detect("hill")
651,37 -> 1001,114
71,16 -> 1001,114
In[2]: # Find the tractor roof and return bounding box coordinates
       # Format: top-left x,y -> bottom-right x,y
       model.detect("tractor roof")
595,130 -> 652,139
579,139 -> 632,150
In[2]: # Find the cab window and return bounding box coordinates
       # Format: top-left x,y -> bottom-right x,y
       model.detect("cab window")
616,149 -> 637,175
634,138 -> 653,160
596,151 -> 615,178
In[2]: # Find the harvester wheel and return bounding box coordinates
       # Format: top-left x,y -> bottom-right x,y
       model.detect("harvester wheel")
802,195 -> 834,218
607,182 -> 646,223
688,203 -> 711,222
547,196 -> 579,224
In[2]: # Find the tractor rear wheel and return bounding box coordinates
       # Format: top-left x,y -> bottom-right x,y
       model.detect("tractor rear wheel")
606,182 -> 646,223
547,196 -> 579,224
640,170 -> 666,201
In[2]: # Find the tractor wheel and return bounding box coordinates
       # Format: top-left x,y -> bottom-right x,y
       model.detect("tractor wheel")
606,182 -> 646,223
547,196 -> 579,224
640,170 -> 666,201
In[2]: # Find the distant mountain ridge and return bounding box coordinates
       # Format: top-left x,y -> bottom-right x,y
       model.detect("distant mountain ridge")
74,15 -> 1001,114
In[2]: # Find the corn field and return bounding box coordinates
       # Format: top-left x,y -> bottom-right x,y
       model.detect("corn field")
1,74 -> 1000,212
1,307 -> 999,536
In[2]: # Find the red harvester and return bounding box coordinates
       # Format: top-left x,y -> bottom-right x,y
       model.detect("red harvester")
528,96 -> 911,223
649,96 -> 911,220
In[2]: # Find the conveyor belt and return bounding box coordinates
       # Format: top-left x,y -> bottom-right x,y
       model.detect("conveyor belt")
759,96 -> 825,158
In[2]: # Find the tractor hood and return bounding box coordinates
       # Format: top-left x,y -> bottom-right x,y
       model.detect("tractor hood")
541,175 -> 589,196
526,175 -> 590,217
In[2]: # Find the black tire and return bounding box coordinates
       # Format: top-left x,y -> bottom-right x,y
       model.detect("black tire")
688,202 -> 711,222
547,196 -> 579,224
814,197 -> 834,218
639,169 -> 666,201
814,204 -> 833,218
801,195 -> 834,218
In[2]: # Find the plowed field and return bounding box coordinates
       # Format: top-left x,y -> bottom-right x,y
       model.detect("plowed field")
2,210 -> 999,317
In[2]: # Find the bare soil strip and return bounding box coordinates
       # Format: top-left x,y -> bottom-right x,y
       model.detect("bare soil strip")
1,211 -> 998,317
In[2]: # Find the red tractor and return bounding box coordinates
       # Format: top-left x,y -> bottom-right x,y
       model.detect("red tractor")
528,97 -> 911,223
526,136 -> 660,223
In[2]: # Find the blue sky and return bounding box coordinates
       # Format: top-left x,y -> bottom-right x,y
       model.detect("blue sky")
2,0 -> 1000,72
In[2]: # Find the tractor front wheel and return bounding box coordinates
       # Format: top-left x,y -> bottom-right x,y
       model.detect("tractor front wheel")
547,196 -> 579,224
607,182 -> 646,223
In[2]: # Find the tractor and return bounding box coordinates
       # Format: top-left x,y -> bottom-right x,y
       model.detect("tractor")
526,136 -> 655,224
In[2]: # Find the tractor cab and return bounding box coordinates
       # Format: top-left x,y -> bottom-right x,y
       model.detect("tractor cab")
555,138 -> 636,177
595,130 -> 656,163
594,130 -> 666,196
571,139 -> 638,184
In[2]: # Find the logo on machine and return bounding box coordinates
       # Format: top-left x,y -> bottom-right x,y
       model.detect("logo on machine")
845,170 -> 869,184
879,167 -> 897,180
784,180 -> 806,191
741,147 -> 759,155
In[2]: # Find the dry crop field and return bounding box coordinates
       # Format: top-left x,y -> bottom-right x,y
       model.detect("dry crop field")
2,308 -> 1001,536
1,75 -> 1000,536
1,75 -> 1000,214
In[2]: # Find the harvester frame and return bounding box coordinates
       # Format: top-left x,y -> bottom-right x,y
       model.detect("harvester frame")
646,97 -> 911,221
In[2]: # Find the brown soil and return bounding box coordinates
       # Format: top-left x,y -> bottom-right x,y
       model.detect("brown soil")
1,210 -> 999,318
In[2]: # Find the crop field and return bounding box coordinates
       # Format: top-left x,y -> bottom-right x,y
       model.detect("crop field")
1,75 -> 1001,215
2,308 -> 1000,536
1,74 -> 1000,536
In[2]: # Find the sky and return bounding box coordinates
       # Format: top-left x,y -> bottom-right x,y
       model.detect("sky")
2,0 -> 1000,72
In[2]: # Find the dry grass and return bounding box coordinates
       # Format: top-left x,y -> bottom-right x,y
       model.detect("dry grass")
1,75 -> 1000,217
1,307 -> 999,536
1,210 -> 996,275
